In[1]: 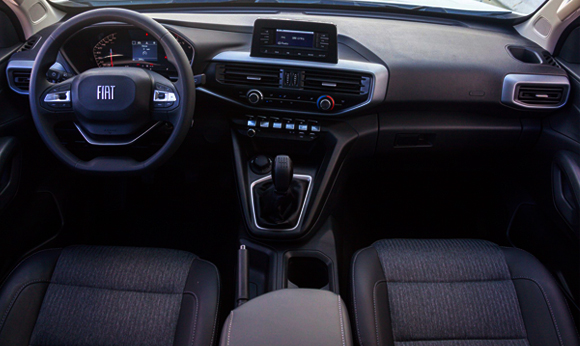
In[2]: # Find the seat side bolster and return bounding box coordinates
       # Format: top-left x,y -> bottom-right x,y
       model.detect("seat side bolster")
350,246 -> 394,346
0,248 -> 62,345
174,257 -> 221,346
502,247 -> 580,346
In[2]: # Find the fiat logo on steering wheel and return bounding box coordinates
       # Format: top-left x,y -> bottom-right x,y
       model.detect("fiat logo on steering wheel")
97,85 -> 116,100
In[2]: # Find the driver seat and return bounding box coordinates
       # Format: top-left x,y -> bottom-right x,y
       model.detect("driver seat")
0,245 -> 220,346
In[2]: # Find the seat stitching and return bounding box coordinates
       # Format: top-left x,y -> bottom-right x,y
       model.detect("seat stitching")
338,295 -> 346,346
226,311 -> 234,346
49,282 -> 182,295
373,280 -> 386,346
351,249 -> 365,346
395,337 -> 529,342
0,279 -> 49,334
204,259 -> 220,346
182,291 -> 199,346
385,279 -> 513,284
512,276 -> 564,346
0,249 -> 59,289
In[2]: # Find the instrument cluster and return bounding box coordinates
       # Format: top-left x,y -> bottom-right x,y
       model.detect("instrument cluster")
61,26 -> 194,80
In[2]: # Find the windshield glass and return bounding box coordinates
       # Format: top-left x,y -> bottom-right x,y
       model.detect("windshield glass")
48,0 -> 545,17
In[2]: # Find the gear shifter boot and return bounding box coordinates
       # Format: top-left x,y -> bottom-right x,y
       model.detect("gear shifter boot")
254,178 -> 308,229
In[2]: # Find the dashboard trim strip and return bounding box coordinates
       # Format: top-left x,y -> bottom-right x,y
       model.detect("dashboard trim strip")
204,51 -> 388,116
74,121 -> 163,146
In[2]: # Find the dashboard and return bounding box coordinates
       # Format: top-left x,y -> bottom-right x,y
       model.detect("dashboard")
61,26 -> 194,81
6,10 -> 572,119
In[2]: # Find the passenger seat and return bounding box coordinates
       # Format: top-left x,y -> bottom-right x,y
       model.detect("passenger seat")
351,239 -> 579,346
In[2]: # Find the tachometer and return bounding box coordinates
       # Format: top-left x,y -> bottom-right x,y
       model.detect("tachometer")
172,32 -> 194,65
93,33 -> 122,67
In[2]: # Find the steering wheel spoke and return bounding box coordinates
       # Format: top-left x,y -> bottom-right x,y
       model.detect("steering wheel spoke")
150,75 -> 181,125
38,78 -> 77,124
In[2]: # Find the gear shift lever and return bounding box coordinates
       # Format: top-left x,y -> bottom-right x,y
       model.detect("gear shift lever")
272,155 -> 293,193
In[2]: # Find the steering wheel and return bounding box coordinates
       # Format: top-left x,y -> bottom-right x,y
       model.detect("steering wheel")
29,8 -> 195,173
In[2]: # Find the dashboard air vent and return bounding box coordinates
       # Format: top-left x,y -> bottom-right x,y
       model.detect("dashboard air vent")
303,70 -> 370,95
217,64 -> 282,87
11,70 -> 31,91
542,51 -> 561,68
18,36 -> 41,52
516,85 -> 564,105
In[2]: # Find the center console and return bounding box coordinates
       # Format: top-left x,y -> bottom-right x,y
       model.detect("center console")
220,288 -> 353,346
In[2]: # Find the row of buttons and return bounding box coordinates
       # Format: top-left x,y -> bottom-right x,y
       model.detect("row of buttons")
259,48 -> 327,59
315,33 -> 330,49
247,117 -> 321,132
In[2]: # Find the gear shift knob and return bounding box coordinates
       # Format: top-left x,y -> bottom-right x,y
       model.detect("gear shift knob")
272,155 -> 293,193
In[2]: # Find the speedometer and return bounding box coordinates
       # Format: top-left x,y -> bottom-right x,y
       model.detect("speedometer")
93,33 -> 121,67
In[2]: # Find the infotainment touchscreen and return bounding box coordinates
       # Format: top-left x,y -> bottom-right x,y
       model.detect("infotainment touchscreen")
275,30 -> 315,48
251,19 -> 338,63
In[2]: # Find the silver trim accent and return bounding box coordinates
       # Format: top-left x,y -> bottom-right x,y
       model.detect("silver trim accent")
153,90 -> 177,102
250,174 -> 313,232
204,51 -> 389,116
6,60 -> 67,95
44,90 -> 70,102
74,121 -> 162,146
501,74 -> 570,110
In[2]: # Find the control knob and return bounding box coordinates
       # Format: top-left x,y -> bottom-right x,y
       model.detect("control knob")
247,89 -> 263,105
317,95 -> 335,111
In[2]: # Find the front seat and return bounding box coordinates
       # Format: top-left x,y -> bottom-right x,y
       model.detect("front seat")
0,245 -> 220,346
351,239 -> 580,346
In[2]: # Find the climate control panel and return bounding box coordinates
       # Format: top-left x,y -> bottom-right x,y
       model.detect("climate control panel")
203,59 -> 375,115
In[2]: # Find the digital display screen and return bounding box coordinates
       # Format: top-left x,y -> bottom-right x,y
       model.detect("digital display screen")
275,30 -> 314,48
132,40 -> 158,62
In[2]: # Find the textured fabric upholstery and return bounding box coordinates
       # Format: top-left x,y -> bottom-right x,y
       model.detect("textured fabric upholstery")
351,239 -> 580,346
374,239 -> 527,346
0,245 -> 220,346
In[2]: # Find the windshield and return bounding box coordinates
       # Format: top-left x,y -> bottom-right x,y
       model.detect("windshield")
48,0 -> 546,17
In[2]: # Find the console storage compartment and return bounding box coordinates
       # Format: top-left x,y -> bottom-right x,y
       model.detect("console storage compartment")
219,289 -> 352,346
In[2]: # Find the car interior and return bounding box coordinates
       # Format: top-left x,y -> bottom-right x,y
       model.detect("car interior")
0,0 -> 579,343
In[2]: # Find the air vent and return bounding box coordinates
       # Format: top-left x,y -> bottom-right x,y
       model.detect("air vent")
11,70 -> 31,91
17,35 -> 41,52
542,51 -> 561,68
516,85 -> 564,105
217,64 -> 282,87
303,70 -> 370,95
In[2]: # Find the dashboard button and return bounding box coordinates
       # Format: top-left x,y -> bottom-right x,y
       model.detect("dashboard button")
311,125 -> 321,132
273,122 -> 282,129
298,124 -> 308,131
247,119 -> 257,127
260,121 -> 270,128
285,123 -> 295,130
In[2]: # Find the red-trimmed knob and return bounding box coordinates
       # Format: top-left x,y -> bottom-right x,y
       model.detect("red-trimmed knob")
317,95 -> 334,111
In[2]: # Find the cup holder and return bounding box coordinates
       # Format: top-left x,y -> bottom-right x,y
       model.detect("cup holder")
284,251 -> 334,291
507,46 -> 542,64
